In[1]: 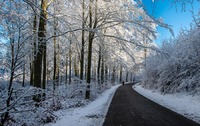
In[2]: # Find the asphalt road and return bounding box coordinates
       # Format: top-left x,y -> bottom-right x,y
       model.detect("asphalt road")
103,83 -> 200,126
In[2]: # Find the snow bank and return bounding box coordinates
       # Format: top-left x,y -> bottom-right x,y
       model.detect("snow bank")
133,84 -> 200,124
47,84 -> 120,126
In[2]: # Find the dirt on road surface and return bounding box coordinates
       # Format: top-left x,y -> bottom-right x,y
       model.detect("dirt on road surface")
103,83 -> 200,126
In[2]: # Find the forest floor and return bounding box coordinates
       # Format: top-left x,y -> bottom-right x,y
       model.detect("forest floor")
103,84 -> 200,126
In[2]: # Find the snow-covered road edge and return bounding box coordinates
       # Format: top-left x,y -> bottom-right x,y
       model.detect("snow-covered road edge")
47,84 -> 121,126
133,83 -> 200,124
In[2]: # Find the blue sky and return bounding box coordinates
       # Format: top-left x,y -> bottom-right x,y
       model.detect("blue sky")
142,0 -> 200,46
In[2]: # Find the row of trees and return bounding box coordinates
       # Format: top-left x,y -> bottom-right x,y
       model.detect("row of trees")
142,0 -> 200,94
142,25 -> 200,94
0,0 -> 164,125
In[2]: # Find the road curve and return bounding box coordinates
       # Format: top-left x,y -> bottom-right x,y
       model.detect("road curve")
103,83 -> 200,126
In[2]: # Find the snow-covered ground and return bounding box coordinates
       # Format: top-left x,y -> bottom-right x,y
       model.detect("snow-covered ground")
133,83 -> 200,124
46,84 -> 120,126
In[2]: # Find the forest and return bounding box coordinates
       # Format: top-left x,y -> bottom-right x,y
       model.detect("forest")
0,0 -> 199,126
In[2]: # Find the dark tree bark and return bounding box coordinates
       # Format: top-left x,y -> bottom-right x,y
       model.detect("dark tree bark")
33,0 -> 47,101
30,61 -> 33,86
97,45 -> 101,84
69,42 -> 72,84
80,0 -> 85,80
119,65 -> 122,82
42,36 -> 46,99
101,56 -> 104,84
22,63 -> 25,87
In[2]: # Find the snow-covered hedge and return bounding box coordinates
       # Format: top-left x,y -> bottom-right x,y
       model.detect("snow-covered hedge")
142,27 -> 200,94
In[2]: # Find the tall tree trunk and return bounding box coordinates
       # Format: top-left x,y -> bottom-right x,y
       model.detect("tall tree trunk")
53,28 -> 57,90
33,0 -> 47,102
30,0 -> 37,86
97,45 -> 101,84
80,0 -> 85,80
86,34 -> 92,98
85,0 -> 98,99
53,6 -> 59,90
57,41 -> 60,84
65,53 -> 68,84
42,38 -> 46,99
101,56 -> 104,84
69,43 -> 72,84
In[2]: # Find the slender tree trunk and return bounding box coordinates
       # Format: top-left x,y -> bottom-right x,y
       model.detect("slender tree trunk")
119,65 -> 122,82
80,0 -> 85,80
52,11 -> 58,102
69,43 -> 72,84
53,29 -> 57,90
101,56 -> 104,84
53,7 -> 59,90
57,41 -> 60,84
42,38 -> 46,99
97,45 -> 101,84
65,53 -> 68,84
22,63 -> 25,87
30,45 -> 34,86
86,35 -> 92,98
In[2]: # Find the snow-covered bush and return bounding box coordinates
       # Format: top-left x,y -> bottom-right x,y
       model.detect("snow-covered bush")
0,77 -> 113,126
142,26 -> 200,94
